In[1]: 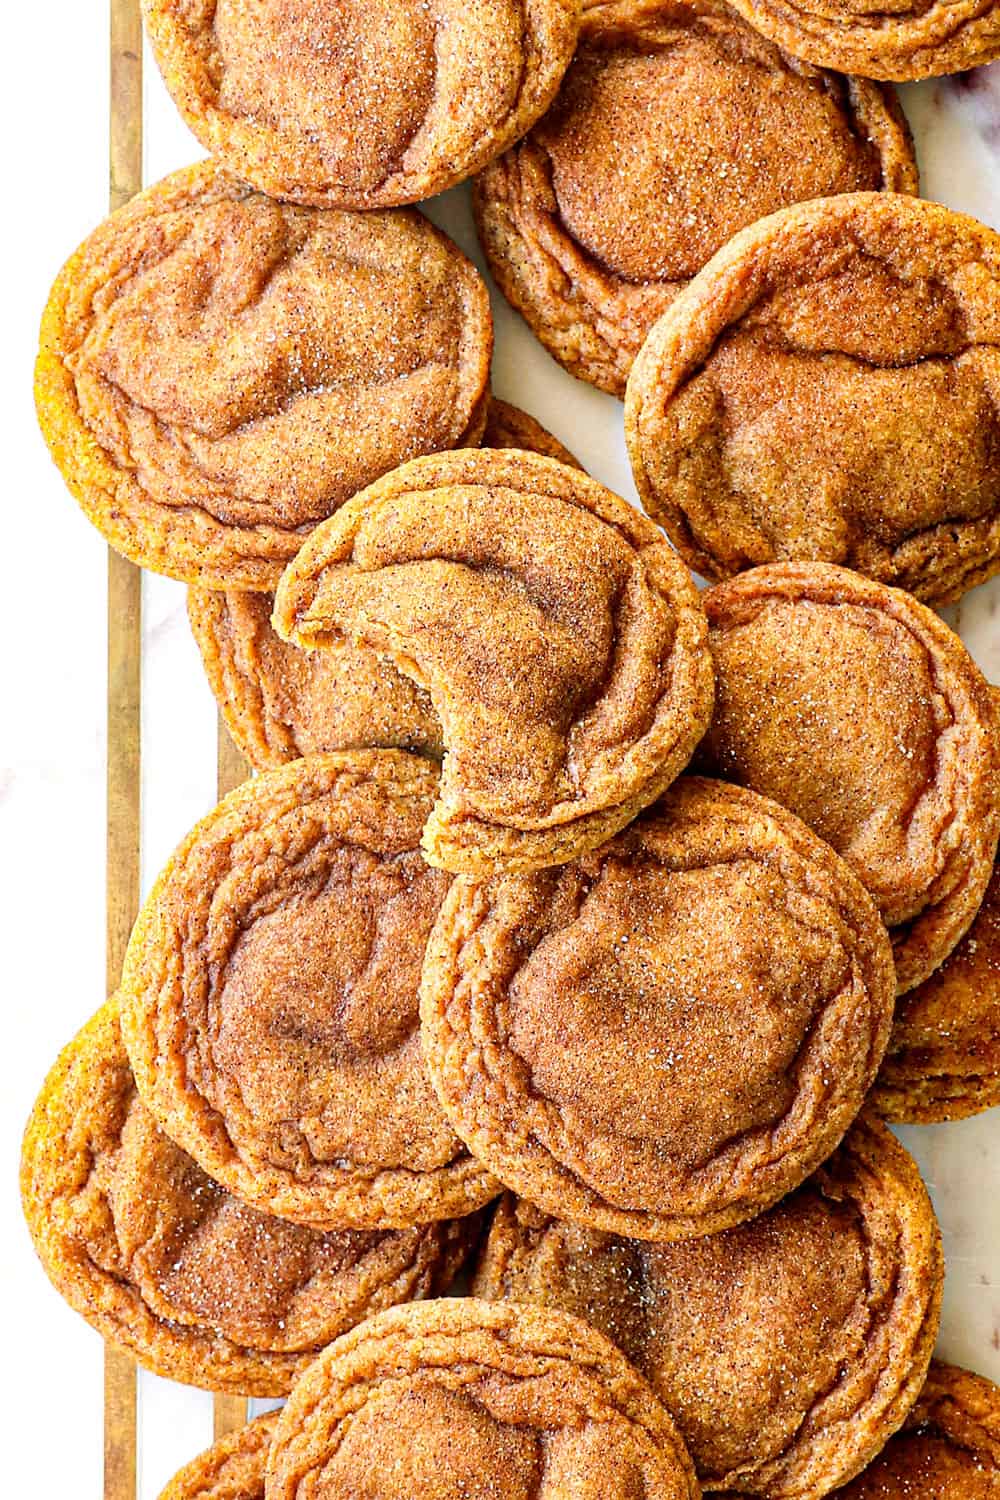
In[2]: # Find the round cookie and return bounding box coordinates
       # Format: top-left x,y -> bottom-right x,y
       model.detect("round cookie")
872,853 -> 1000,1121
835,1361 -> 1000,1497
721,0 -> 1000,79
624,193 -> 1000,605
35,162 -> 492,588
142,0 -> 581,209
120,752 -> 500,1229
420,775 -> 896,1240
273,449 -> 714,876
475,0 -> 916,397
186,401 -> 580,773
473,1117 -> 942,1497
701,563 -> 1000,992
20,1001 -> 480,1396
160,1413 -> 278,1500
266,1299 -> 699,1500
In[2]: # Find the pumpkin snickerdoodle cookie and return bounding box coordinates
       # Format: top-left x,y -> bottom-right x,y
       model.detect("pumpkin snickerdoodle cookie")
836,1360 -> 1000,1497
475,0 -> 916,397
421,776 -> 895,1240
273,449 -> 714,876
187,400 -> 579,772
871,852 -> 1000,1122
473,1117 -> 943,1498
722,0 -> 1000,80
20,1001 -> 480,1396
159,1413 -> 278,1500
625,193 -> 1000,605
701,564 -> 1000,993
120,752 -> 499,1229
143,0 -> 580,209
266,1299 -> 700,1500
35,162 -> 492,588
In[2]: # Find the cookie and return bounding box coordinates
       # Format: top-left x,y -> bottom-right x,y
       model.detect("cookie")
701,563 -> 1000,992
722,0 -> 1000,79
142,0 -> 581,208
20,1001 -> 479,1396
836,1361 -> 1000,1497
871,852 -> 1000,1122
266,1299 -> 699,1500
625,193 -> 1000,605
159,1413 -> 278,1500
476,0 -> 916,396
273,449 -> 714,875
120,752 -> 500,1229
480,396 -> 583,467
473,1116 -> 943,1497
188,586 -> 444,769
186,401 -> 579,773
35,162 -> 492,588
420,775 -> 895,1240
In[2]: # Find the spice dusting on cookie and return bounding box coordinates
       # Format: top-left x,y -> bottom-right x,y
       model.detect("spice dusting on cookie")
273,448 -> 714,875
142,0 -> 582,206
421,777 -> 896,1239
35,162 -> 492,586
20,1000 -> 480,1395
477,0 -> 916,394
625,194 -> 1000,604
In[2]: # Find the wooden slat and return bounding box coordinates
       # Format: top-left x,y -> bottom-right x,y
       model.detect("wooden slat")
214,716 -> 250,1439
106,0 -> 142,1497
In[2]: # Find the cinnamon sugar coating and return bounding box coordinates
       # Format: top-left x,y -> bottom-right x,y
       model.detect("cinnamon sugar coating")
159,1413 -> 277,1500
476,0 -> 916,396
120,752 -> 499,1229
35,162 -> 492,588
625,194 -> 1000,605
702,564 -> 1000,993
420,776 -> 896,1240
186,401 -> 579,773
721,0 -> 1000,79
266,1299 -> 700,1500
20,1001 -> 480,1396
835,1361 -> 1000,1497
273,449 -> 714,876
473,1117 -> 943,1497
872,853 -> 1000,1122
143,0 -> 581,208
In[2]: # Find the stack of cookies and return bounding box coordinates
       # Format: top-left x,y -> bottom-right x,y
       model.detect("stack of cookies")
24,0 -> 1000,1493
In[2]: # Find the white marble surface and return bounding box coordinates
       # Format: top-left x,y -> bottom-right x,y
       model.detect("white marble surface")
2,11 -> 999,1495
